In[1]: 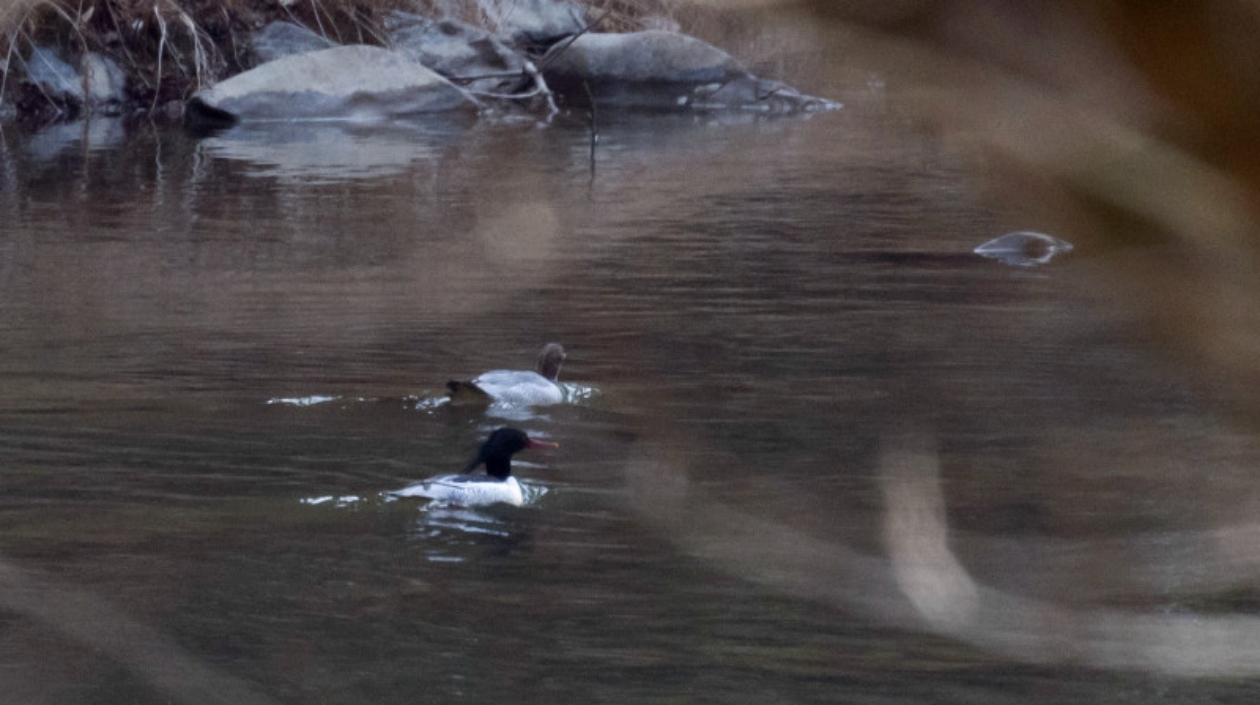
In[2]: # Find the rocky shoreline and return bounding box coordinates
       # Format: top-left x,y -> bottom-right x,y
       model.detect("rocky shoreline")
2,0 -> 837,128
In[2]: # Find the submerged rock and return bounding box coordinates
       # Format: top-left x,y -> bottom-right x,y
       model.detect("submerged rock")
249,21 -> 336,67
974,231 -> 1075,267
386,13 -> 529,95
187,45 -> 479,125
540,31 -> 838,113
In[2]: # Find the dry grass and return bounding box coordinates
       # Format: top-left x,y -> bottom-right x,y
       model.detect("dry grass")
2,0 -> 241,114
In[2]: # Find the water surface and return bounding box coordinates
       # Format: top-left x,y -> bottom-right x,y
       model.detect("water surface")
0,74 -> 1257,703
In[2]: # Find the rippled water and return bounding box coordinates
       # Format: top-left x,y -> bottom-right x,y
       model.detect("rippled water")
1,62 -> 1258,703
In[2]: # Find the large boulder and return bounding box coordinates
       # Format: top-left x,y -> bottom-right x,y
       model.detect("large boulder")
541,31 -> 839,113
187,45 -> 479,125
385,13 -> 529,95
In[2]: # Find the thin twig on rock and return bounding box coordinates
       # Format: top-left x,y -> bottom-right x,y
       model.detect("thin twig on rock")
150,3 -> 166,115
533,8 -> 612,73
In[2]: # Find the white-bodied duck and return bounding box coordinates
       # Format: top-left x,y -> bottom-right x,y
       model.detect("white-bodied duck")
447,343 -> 567,407
389,427 -> 558,507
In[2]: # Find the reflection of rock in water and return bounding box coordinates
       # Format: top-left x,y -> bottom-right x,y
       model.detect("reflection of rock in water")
974,231 -> 1073,267
197,120 -> 469,183
23,119 -> 125,162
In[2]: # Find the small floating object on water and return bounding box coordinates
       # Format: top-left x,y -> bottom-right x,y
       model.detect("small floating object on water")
447,343 -> 567,408
974,231 -> 1074,267
388,427 -> 558,507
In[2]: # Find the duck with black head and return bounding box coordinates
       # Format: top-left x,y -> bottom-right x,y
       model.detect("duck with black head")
389,427 -> 559,507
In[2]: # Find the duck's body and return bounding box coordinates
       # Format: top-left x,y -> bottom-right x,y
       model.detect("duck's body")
391,473 -> 524,506
447,343 -> 567,408
390,427 -> 558,507
458,369 -> 564,406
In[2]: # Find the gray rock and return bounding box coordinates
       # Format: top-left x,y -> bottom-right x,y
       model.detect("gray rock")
81,52 -> 127,115
249,21 -> 335,66
22,46 -> 130,116
385,12 -> 528,94
974,231 -> 1074,267
24,45 -> 81,103
482,0 -> 588,47
187,45 -> 479,124
544,31 -> 745,86
541,31 -> 839,113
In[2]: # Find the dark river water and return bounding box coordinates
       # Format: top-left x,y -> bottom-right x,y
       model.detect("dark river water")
2,57 -> 1260,704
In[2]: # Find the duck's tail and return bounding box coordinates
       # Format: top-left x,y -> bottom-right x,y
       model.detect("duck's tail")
445,380 -> 494,406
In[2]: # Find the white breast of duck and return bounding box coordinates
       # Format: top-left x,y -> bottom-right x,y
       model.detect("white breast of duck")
392,474 -> 524,507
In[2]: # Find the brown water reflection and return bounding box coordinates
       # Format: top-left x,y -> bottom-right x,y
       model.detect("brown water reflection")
0,63 -> 1258,703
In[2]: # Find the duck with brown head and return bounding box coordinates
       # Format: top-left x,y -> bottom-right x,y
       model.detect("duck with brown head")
446,343 -> 568,408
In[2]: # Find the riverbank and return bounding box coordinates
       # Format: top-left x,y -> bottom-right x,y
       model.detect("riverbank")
0,0 -> 697,125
